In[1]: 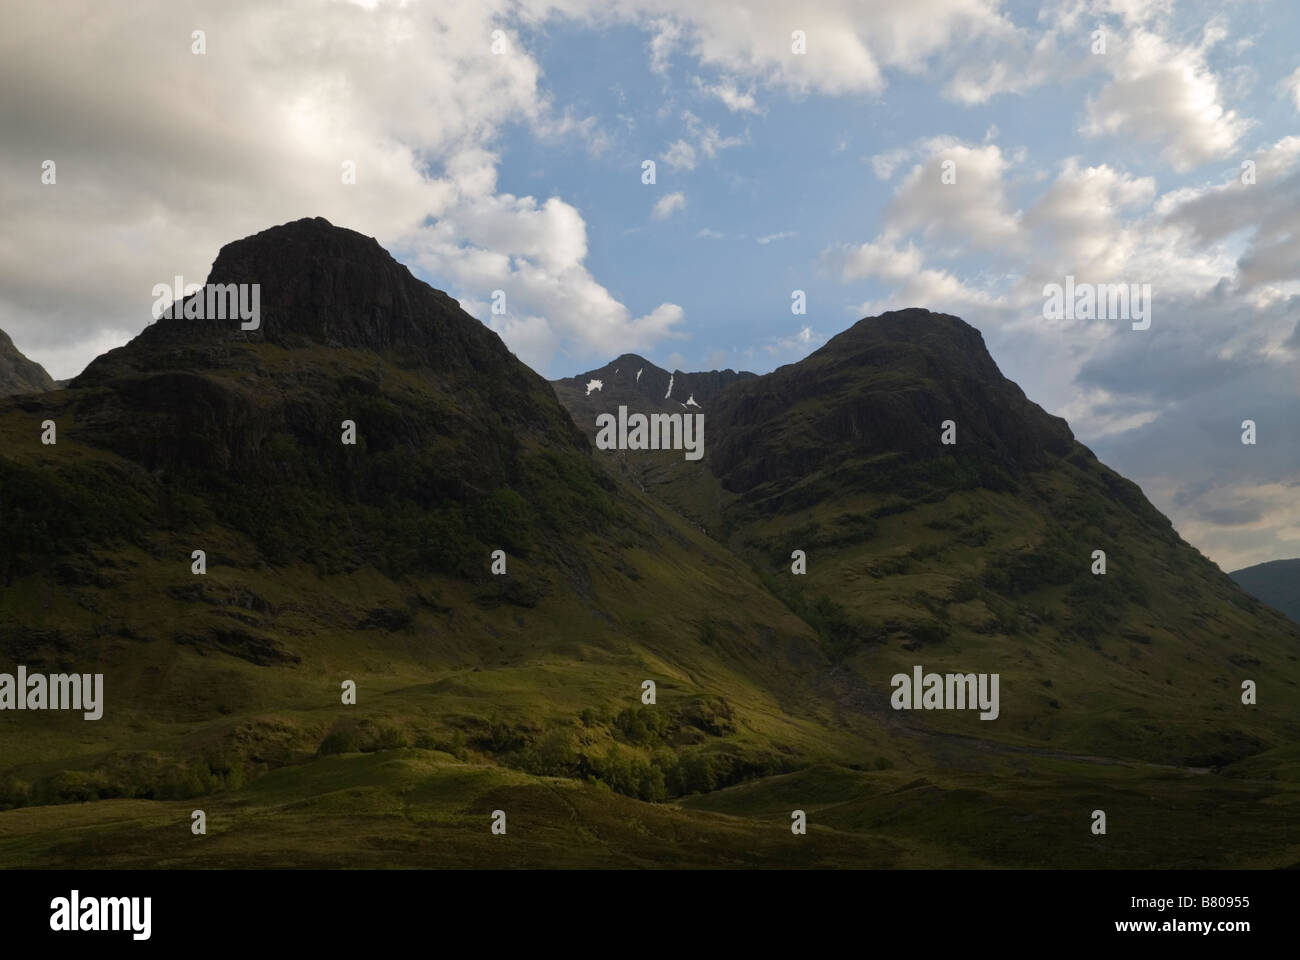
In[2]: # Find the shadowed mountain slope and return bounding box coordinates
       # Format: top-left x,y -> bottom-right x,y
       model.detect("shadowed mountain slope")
0,328 -> 55,397
556,308 -> 1300,770
0,219 -> 861,835
1230,558 -> 1300,625
1,223 -> 1297,869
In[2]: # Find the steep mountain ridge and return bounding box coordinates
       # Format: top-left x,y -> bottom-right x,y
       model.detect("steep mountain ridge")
0,219 -> 857,821
0,328 -> 55,397
554,307 -> 1300,769
708,310 -> 1077,509
1,220 -> 1297,869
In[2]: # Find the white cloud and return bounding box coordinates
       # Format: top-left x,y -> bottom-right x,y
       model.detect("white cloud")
870,147 -> 911,180
652,191 -> 687,220
832,240 -> 1004,317
757,231 -> 796,244
763,324 -> 825,359
1283,66 -> 1300,112
662,139 -> 697,171
878,139 -> 1025,253
1082,27 -> 1251,172
683,110 -> 745,159
0,0 -> 684,380
698,78 -> 761,113
647,17 -> 682,75
578,0 -> 1016,97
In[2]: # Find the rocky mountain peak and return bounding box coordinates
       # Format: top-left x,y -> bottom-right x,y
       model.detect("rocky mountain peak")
76,217 -> 515,384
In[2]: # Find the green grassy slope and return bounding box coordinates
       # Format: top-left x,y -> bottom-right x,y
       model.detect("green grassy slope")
2,230 -> 1295,869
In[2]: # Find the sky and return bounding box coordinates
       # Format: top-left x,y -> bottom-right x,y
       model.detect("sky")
1,0 -> 1297,570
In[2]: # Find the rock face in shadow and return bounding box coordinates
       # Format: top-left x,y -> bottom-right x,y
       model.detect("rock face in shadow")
0,328 -> 55,396
3,217 -> 607,583
552,353 -> 754,430
706,309 -> 1077,507
78,217 -> 529,384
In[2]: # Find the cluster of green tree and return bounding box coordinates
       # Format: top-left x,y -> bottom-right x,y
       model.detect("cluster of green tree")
0,749 -> 252,809
539,739 -> 792,803
469,704 -> 783,802
611,706 -> 672,745
318,721 -> 412,756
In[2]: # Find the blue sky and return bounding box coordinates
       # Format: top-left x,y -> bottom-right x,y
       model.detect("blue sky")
2,0 -> 1298,568
472,1 -> 1300,385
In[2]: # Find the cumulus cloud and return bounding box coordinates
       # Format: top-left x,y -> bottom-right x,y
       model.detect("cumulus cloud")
697,78 -> 761,113
1285,66 -> 1300,112
661,139 -> 697,171
562,0 -> 1016,97
1082,26 -> 1251,172
833,240 -> 1005,318
652,191 -> 687,220
877,139 -> 1026,253
762,324 -> 825,360
0,0 -> 678,380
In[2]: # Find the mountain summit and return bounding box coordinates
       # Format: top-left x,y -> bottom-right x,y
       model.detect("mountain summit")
707,309 -> 1079,510
553,304 -> 1300,771
78,217 -> 540,384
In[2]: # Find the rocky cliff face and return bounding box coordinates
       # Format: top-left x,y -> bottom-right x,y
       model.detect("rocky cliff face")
707,309 -> 1077,507
552,305 -> 1300,772
0,328 -> 55,396
78,218 -> 530,384
3,218 -> 603,584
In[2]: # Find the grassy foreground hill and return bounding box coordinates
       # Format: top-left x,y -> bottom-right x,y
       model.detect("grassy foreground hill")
1,220 -> 1297,869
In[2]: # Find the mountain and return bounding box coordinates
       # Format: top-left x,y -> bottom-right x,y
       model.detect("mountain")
0,328 -> 55,396
554,308 -> 1300,769
2,221 -> 1298,870
552,353 -> 755,420
1231,559 -> 1300,624
552,355 -> 754,525
0,218 -> 871,867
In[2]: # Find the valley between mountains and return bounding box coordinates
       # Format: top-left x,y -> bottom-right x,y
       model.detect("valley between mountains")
1,218 -> 1296,869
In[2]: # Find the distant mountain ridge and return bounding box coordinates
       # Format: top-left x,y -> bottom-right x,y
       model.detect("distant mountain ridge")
1230,558 -> 1300,624
552,353 -> 754,416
